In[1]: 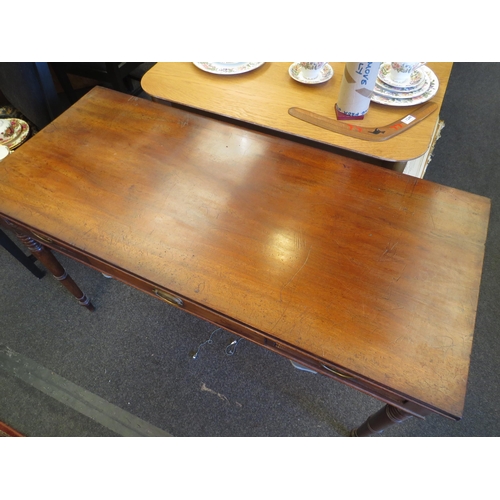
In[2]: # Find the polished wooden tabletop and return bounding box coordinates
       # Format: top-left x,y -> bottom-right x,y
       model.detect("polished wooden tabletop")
141,62 -> 453,163
0,87 -> 489,420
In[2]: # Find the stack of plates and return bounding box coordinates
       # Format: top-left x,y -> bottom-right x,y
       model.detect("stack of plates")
0,118 -> 30,150
371,63 -> 439,106
193,62 -> 265,75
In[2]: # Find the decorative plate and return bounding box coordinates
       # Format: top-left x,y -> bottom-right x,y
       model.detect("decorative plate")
0,118 -> 20,142
378,62 -> 425,89
0,118 -> 30,149
371,67 -> 439,106
375,74 -> 427,94
193,62 -> 265,75
288,62 -> 334,85
373,74 -> 431,99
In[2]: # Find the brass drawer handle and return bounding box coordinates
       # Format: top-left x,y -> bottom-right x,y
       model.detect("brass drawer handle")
32,231 -> 53,244
153,289 -> 184,307
321,364 -> 353,379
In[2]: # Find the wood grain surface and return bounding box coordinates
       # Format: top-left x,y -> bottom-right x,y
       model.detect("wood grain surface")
141,62 -> 453,162
0,87 -> 489,419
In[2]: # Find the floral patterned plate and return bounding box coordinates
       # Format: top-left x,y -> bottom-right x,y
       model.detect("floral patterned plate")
0,119 -> 23,146
375,74 -> 427,93
371,67 -> 439,106
193,62 -> 265,75
288,63 -> 334,85
378,62 -> 425,89
0,118 -> 20,141
0,118 -> 30,149
373,73 -> 431,99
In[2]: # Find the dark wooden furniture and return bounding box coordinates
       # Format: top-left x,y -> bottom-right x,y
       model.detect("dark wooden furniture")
0,87 -> 490,436
51,63 -> 149,104
0,228 -> 45,279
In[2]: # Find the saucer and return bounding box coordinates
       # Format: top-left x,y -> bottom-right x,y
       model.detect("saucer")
289,63 -> 334,84
378,62 -> 425,88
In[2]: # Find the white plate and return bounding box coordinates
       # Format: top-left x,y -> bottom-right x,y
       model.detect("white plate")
376,75 -> 426,94
193,62 -> 265,75
378,62 -> 425,89
371,67 -> 439,106
288,62 -> 334,85
373,73 -> 431,99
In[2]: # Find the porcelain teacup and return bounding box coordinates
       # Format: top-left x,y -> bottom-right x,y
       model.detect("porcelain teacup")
299,62 -> 327,80
390,62 -> 426,84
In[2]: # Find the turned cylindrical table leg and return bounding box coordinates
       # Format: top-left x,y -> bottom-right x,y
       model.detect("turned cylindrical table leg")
16,233 -> 95,311
350,404 -> 414,437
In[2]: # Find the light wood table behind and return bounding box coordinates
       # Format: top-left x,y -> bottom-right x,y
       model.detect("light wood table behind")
141,62 -> 452,166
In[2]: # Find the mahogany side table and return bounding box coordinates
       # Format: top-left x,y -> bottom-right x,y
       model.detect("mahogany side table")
0,87 -> 490,436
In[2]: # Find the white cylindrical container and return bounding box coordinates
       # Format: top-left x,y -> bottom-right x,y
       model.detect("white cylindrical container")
336,62 -> 381,118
